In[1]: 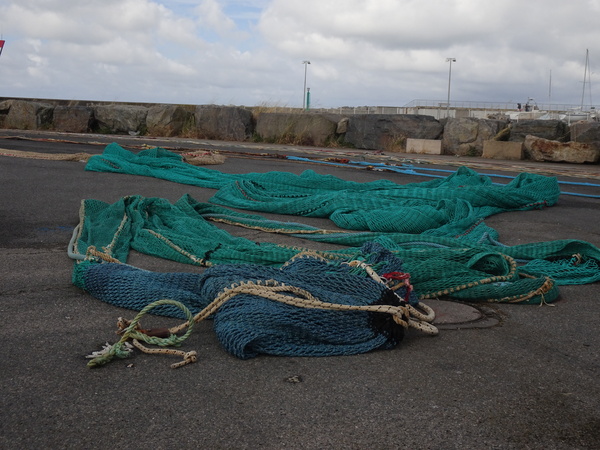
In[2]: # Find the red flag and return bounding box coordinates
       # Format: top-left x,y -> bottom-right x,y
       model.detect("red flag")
0,40 -> 4,57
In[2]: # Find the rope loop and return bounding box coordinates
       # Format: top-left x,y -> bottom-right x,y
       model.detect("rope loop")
87,299 -> 196,369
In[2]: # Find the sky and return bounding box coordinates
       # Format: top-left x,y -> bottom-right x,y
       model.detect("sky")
0,0 -> 598,110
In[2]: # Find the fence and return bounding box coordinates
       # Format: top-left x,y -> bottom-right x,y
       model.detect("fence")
253,99 -> 593,119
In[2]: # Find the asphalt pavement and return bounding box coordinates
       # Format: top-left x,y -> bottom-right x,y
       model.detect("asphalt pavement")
1,130 -> 599,449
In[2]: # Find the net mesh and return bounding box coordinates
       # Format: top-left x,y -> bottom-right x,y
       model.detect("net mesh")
75,143 -> 600,308
74,243 -> 418,358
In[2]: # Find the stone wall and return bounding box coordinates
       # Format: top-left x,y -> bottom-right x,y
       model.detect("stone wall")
0,98 -> 598,163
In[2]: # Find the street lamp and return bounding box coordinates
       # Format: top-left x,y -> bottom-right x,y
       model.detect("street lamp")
302,60 -> 310,110
446,58 -> 456,118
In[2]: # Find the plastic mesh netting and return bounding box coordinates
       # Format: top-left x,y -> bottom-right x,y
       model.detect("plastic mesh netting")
75,144 -> 600,306
75,243 -> 421,358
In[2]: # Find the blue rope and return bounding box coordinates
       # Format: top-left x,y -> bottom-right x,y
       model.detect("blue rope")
285,156 -> 600,198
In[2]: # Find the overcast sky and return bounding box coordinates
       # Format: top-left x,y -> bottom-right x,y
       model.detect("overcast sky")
0,0 -> 598,110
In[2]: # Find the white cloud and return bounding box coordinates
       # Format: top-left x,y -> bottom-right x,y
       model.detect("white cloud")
195,0 -> 237,35
257,0 -> 599,107
0,0 -> 598,108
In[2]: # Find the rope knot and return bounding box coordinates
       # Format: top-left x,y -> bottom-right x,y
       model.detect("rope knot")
171,351 -> 198,369
87,299 -> 197,369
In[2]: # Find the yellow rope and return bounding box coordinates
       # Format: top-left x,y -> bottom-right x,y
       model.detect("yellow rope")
86,246 -> 121,264
419,253 -> 519,300
182,151 -> 226,166
0,147 -> 93,161
146,229 -> 208,266
208,216 -> 342,235
0,146 -> 224,166
167,278 -> 436,335
131,339 -> 198,369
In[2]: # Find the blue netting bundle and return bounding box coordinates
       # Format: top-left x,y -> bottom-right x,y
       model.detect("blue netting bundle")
75,243 -> 418,359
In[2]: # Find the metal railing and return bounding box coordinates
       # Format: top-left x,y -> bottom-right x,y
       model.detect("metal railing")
3,96 -> 592,117
402,99 -> 591,113
254,100 -> 594,117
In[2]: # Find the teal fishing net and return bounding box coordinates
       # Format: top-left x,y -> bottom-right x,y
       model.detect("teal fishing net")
75,243 -> 422,359
72,191 -> 599,299
75,144 -> 600,364
86,143 -> 561,236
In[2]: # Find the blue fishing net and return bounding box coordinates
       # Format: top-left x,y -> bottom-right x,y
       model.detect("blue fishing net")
75,243 -> 418,358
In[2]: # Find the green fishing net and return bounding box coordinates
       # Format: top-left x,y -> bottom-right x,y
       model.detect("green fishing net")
73,144 -> 600,304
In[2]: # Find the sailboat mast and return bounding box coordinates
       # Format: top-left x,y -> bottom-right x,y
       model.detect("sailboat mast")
581,49 -> 589,109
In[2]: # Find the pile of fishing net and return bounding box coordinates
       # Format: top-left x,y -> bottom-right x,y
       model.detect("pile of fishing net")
73,144 -> 600,367
77,243 -> 440,367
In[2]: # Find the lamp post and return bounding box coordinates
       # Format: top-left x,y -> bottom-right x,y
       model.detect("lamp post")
302,60 -> 310,110
446,58 -> 456,118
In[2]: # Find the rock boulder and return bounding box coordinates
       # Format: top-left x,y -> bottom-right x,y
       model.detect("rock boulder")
523,135 -> 600,163
146,104 -> 194,137
442,118 -> 507,156
3,100 -> 54,130
0,100 -> 11,128
195,105 -> 254,141
509,119 -> 569,142
53,105 -> 93,133
93,105 -> 148,134
343,114 -> 443,151
570,121 -> 600,143
255,113 -> 340,146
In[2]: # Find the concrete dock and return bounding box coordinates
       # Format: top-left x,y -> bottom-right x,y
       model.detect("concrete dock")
1,130 -> 599,449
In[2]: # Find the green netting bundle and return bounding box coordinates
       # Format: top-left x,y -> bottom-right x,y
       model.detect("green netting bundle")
74,144 -> 600,306
72,195 -> 593,304
86,143 -> 561,236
